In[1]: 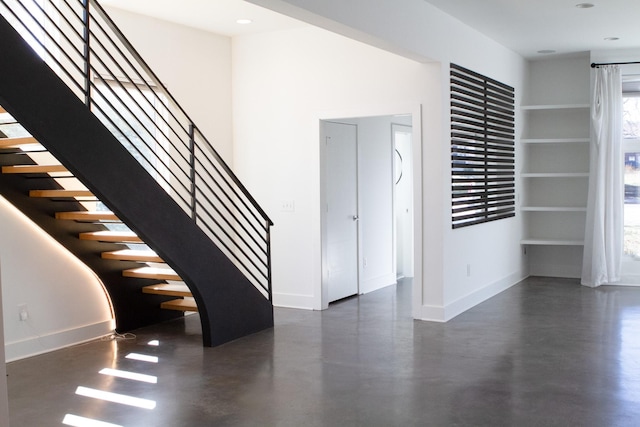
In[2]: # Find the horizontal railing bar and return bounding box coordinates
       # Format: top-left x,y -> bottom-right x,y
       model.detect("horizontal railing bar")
193,180 -> 269,254
194,128 -> 273,225
194,212 -> 269,286
88,86 -> 193,209
89,89 -> 189,196
194,145 -> 267,228
86,57 -> 193,180
88,0 -> 195,140
194,196 -> 269,263
85,6 -> 192,140
0,0 -> 86,95
194,157 -> 268,240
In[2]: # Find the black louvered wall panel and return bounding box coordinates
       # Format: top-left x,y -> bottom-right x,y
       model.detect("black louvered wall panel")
450,63 -> 515,229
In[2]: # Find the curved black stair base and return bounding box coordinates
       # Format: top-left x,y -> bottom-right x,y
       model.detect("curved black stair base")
0,14 -> 273,347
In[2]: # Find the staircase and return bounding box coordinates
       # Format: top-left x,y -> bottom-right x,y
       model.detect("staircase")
0,115 -> 198,326
0,0 -> 274,347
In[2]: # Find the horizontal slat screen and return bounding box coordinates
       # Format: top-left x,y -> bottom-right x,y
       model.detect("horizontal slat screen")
450,63 -> 515,229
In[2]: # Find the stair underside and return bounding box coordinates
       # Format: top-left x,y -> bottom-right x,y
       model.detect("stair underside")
79,230 -> 142,243
31,189 -> 93,198
0,136 -> 38,148
3,164 -> 67,173
123,266 -> 181,281
56,211 -> 118,221
161,297 -> 197,312
102,249 -> 163,263
143,283 -> 191,297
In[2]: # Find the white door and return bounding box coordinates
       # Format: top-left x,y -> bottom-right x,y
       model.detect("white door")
322,121 -> 359,303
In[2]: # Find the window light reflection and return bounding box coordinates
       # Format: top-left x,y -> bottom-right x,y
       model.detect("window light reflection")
147,339 -> 160,346
125,353 -> 158,363
63,413 -> 123,427
99,368 -> 158,384
75,386 -> 156,409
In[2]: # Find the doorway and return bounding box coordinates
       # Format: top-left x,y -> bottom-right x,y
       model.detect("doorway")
393,123 -> 414,279
320,114 -> 415,307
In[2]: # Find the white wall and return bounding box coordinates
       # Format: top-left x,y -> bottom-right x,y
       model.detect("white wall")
232,26 -> 431,310
104,7 -> 234,163
0,197 -> 113,361
238,0 -> 528,320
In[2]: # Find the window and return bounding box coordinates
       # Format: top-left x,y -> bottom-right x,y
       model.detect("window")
450,63 -> 515,229
623,94 -> 640,262
92,78 -> 169,187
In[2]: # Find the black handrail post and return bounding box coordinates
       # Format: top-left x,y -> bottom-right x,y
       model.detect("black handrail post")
82,0 -> 90,107
189,124 -> 196,220
266,224 -> 273,302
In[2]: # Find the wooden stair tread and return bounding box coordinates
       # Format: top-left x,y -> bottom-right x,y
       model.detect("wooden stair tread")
79,230 -> 142,243
161,298 -> 197,312
143,283 -> 191,297
56,211 -> 118,221
30,189 -> 93,198
0,136 -> 38,148
123,266 -> 181,281
102,249 -> 162,262
80,230 -> 141,243
3,164 -> 67,174
0,106 -> 5,114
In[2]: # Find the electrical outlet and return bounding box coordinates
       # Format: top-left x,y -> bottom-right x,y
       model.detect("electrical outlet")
18,304 -> 28,321
466,264 -> 471,277
280,200 -> 295,212
363,258 -> 368,268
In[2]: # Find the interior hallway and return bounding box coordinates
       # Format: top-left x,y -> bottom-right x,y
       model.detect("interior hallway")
7,277 -> 640,426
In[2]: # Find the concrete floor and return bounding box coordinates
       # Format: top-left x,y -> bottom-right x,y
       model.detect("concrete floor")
7,276 -> 640,426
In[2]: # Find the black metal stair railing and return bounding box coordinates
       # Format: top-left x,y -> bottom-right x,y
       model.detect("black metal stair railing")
0,0 -> 273,300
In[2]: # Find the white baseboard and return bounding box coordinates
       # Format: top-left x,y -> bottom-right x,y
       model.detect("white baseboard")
419,271 -> 525,322
5,319 -> 113,362
273,292 -> 315,310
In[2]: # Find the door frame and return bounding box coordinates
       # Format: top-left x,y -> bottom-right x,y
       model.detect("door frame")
315,104 -> 423,312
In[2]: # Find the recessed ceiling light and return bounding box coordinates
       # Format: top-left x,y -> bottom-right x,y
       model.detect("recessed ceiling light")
575,3 -> 594,8
537,50 -> 556,54
604,37 -> 620,41
236,19 -> 253,25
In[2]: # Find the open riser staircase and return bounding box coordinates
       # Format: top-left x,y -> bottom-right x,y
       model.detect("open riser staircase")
0,0 -> 273,347
0,118 -> 195,326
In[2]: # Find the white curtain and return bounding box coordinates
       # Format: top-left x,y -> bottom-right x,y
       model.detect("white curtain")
582,65 -> 623,287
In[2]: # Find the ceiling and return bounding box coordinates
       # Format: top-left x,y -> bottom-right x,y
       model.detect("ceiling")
424,0 -> 640,58
101,0 -> 640,59
100,0 -> 307,36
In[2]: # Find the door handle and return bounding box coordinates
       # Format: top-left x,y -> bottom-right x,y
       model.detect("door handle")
352,215 -> 359,221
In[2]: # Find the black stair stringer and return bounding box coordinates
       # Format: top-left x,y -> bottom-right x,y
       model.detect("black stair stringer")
0,15 -> 273,347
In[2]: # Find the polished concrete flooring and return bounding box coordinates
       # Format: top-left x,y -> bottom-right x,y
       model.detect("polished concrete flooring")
7,276 -> 640,426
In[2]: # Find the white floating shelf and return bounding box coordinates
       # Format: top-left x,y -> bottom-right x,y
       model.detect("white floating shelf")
521,238 -> 584,246
521,206 -> 587,212
521,104 -> 590,110
521,172 -> 589,178
521,138 -> 589,144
